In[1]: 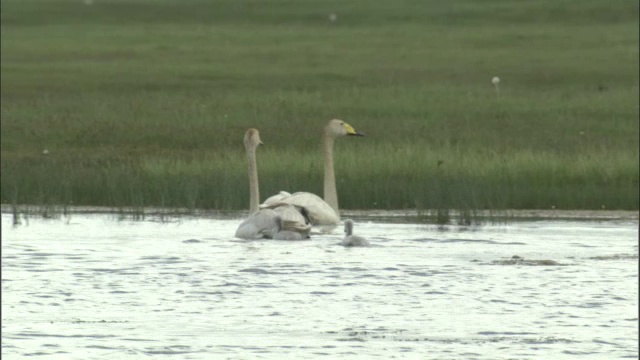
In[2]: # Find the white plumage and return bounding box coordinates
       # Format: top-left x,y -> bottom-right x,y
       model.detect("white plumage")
261,192 -> 339,226
235,128 -> 311,240
260,119 -> 363,226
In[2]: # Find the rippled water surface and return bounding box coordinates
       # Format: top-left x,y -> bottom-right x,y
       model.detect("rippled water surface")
2,212 -> 638,359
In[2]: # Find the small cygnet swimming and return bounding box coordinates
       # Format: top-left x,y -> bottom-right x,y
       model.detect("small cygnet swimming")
341,219 -> 370,246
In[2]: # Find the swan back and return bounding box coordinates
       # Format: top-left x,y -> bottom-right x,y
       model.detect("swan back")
261,192 -> 339,225
235,209 -> 279,239
262,191 -> 292,206
271,203 -> 311,225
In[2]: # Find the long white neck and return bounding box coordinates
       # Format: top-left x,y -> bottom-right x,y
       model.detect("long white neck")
247,147 -> 260,214
323,134 -> 339,215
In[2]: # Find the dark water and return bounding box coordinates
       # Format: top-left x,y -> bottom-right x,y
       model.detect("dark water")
2,213 -> 638,359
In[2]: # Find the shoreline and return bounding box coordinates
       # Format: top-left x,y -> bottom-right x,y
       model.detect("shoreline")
2,204 -> 638,222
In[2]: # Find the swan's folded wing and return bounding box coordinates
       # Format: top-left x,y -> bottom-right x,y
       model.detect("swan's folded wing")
269,203 -> 309,224
263,192 -> 339,225
235,209 -> 278,239
261,191 -> 292,207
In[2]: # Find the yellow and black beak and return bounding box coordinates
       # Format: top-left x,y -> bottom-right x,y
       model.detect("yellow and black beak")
344,123 -> 365,136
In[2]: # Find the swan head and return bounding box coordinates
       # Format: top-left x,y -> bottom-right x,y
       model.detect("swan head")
343,219 -> 355,236
326,119 -> 364,139
244,128 -> 263,150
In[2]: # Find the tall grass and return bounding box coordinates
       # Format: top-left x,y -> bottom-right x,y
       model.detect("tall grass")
1,0 -> 638,213
2,145 -> 637,211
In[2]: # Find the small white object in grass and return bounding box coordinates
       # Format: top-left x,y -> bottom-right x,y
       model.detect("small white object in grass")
42,149 -> 49,155
84,0 -> 93,5
491,76 -> 501,98
329,13 -> 338,22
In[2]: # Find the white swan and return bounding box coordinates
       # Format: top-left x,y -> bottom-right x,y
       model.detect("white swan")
235,128 -> 311,240
260,119 -> 364,225
341,219 -> 370,247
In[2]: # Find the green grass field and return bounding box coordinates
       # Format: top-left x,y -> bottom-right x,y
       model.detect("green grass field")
2,0 -> 638,213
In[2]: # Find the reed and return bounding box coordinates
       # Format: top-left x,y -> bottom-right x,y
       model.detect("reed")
2,0 -> 638,215
3,146 -> 637,211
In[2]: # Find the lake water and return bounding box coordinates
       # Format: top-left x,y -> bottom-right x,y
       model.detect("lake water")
2,211 -> 638,359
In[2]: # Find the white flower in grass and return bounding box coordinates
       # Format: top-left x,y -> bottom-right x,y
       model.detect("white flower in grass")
42,149 -> 50,155
329,13 -> 338,22
491,76 -> 501,98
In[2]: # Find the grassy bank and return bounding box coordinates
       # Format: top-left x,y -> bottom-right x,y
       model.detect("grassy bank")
1,0 -> 638,212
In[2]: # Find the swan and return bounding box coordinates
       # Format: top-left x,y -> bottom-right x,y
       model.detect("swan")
260,119 -> 364,225
341,219 -> 370,247
273,216 -> 310,240
235,128 -> 311,240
